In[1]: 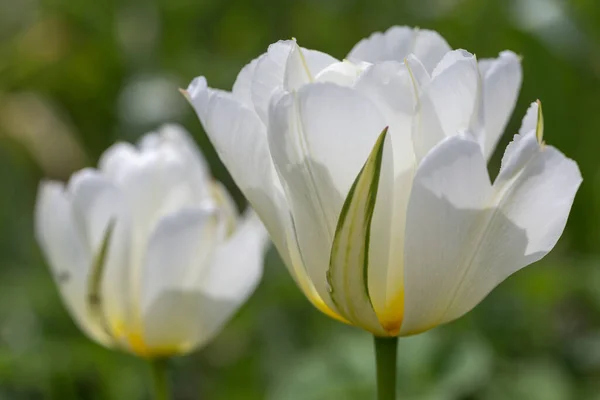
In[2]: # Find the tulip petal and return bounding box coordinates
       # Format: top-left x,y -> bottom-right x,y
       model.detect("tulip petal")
35,181 -> 111,345
347,26 -> 450,72
401,137 -> 492,335
140,206 -> 220,355
66,169 -> 133,339
401,107 -> 581,335
353,59 -> 423,320
188,210 -> 268,349
251,40 -> 337,123
137,123 -> 210,187
429,51 -> 481,141
268,83 -> 388,315
327,128 -> 390,335
232,57 -> 260,107
186,79 -> 336,318
479,51 -> 522,160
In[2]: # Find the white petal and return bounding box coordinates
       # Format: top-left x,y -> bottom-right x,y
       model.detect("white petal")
232,57 -> 260,107
66,169 -> 133,337
401,137 -> 492,335
314,61 -> 367,86
189,210 -> 268,349
139,123 -> 209,177
347,26 -> 450,72
251,40 -> 337,123
518,101 -> 539,136
480,51 -> 522,159
106,146 -> 197,254
414,50 -> 481,159
268,83 -> 388,314
140,206 -> 220,353
284,41 -> 339,91
35,181 -> 110,345
401,131 -> 581,335
441,133 -> 581,325
186,80 -> 334,317
353,60 -> 420,322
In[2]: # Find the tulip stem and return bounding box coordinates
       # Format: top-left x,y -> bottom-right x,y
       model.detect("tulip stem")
150,358 -> 170,400
374,335 -> 398,400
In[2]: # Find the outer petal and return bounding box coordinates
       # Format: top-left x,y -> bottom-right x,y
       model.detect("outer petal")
232,57 -> 260,107
268,83 -> 388,314
402,125 -> 581,335
35,181 -> 110,345
479,51 -> 522,159
140,206 -> 220,356
66,169 -> 133,340
191,210 -> 268,349
401,137 -> 492,335
251,40 -> 337,123
347,26 -> 451,72
185,79 -> 335,318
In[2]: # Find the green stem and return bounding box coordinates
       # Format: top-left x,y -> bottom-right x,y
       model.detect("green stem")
374,335 -> 398,400
150,358 -> 170,400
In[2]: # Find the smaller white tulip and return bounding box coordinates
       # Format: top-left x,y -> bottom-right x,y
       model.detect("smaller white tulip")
35,124 -> 268,358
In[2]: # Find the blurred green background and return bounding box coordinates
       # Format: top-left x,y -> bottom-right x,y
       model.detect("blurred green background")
1,0 -> 600,398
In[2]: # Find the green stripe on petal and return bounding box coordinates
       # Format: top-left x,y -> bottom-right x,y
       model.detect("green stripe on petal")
327,127 -> 388,335
536,99 -> 544,145
86,219 -> 117,342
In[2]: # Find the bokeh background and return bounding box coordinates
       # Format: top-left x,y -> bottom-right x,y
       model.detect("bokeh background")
1,0 -> 600,398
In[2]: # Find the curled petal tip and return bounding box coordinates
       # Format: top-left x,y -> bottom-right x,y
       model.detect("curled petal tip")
178,88 -> 191,102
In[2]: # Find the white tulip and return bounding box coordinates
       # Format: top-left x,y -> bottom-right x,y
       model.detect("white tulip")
35,124 -> 268,357
184,26 -> 582,337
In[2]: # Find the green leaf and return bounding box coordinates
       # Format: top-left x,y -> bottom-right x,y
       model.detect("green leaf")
326,127 -> 388,335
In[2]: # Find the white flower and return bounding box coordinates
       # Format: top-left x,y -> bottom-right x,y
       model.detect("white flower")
184,26 -> 582,336
35,124 -> 268,357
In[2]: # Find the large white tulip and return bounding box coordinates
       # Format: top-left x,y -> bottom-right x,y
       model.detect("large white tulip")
184,26 -> 582,337
35,124 -> 268,357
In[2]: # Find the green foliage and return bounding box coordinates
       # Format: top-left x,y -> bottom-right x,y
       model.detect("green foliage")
1,0 -> 600,398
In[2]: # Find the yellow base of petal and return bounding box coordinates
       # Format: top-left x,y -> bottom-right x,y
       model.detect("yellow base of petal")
111,321 -> 182,359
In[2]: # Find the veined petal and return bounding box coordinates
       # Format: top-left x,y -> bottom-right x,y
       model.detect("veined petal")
401,106 -> 581,334
137,123 -> 211,190
67,169 -> 133,340
35,181 -> 111,345
432,50 -> 481,134
284,41 -> 339,91
401,136 -> 492,335
185,79 -> 335,318
140,206 -> 220,357
268,83 -> 388,315
347,26 -> 450,72
314,61 -> 368,86
252,40 -> 337,123
189,210 -> 268,350
232,57 -> 260,107
327,128 -> 391,335
479,51 -> 522,160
